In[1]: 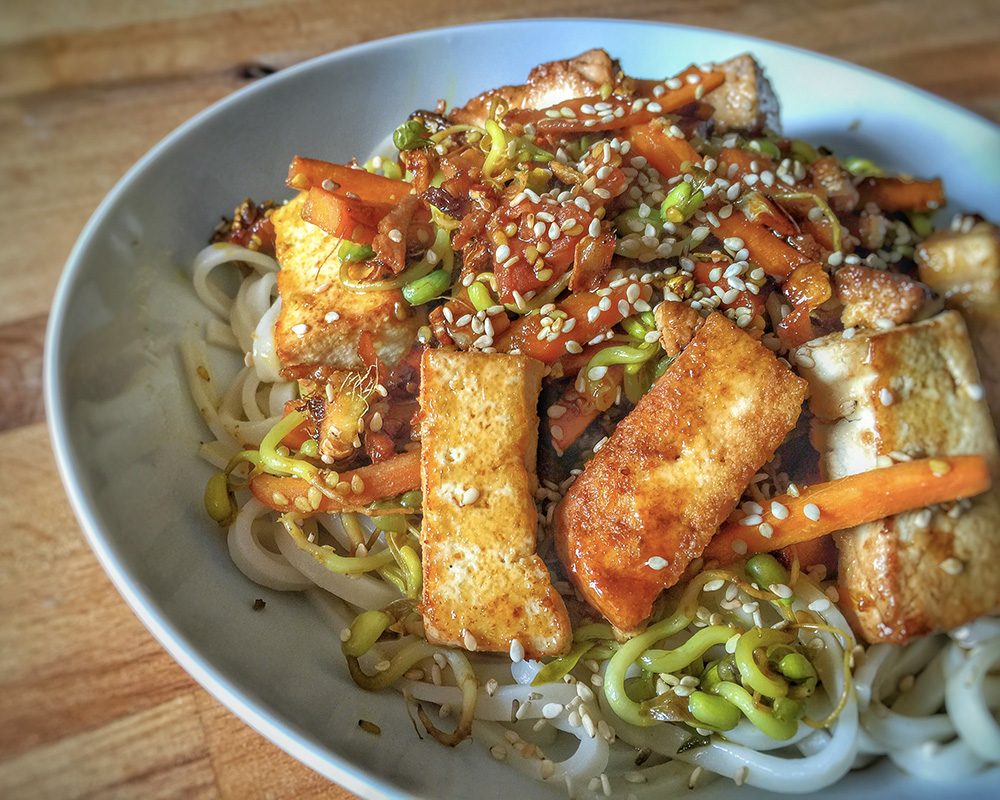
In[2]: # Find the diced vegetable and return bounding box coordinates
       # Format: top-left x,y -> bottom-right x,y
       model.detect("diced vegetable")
548,366 -> 624,453
250,449 -> 421,515
624,122 -> 701,180
286,156 -> 415,205
857,177 -> 945,213
302,187 -> 386,244
714,211 -> 810,280
496,280 -> 653,364
703,456 -> 991,563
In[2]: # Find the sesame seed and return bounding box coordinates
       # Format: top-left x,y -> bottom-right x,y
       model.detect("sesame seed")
291,323 -> 309,336
495,244 -> 511,262
731,539 -> 748,555
509,638 -> 525,663
463,629 -> 478,650
541,702 -> 563,719
803,503 -> 821,521
758,522 -> 774,539
879,388 -> 895,406
588,366 -> 608,381
387,228 -> 403,243
809,597 -> 832,613
770,501 -> 789,519
769,583 -> 793,599
461,486 -> 480,506
741,514 -> 763,526
564,340 -> 583,354
646,556 -> 669,570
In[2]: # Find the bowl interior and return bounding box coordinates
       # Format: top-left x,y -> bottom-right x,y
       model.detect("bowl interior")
47,18 -> 1000,800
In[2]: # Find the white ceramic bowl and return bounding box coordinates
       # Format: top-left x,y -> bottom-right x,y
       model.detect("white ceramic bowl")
46,18 -> 1000,800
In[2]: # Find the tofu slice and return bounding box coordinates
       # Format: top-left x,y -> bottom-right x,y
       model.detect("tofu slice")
271,194 -> 424,377
796,312 -> 1000,644
555,314 -> 806,631
449,49 -> 618,126
704,54 -> 780,134
419,349 -> 571,658
916,223 -> 1000,431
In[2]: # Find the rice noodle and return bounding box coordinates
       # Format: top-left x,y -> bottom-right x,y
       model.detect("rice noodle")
186,240 -> 1000,797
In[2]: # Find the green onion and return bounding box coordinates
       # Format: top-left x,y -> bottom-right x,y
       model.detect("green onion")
204,472 -> 236,526
393,119 -> 432,151
531,640 -> 596,686
402,269 -> 451,305
688,691 -> 741,731
399,490 -> 423,509
338,241 -> 375,264
467,280 -> 494,312
660,182 -> 705,224
747,138 -> 782,160
907,211 -> 935,239
789,139 -> 819,164
841,156 -> 885,177
340,227 -> 453,292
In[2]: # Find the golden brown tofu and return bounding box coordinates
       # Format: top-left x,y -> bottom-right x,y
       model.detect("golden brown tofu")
834,264 -> 927,330
555,314 -> 807,631
704,54 -> 780,134
797,312 -> 1000,644
271,194 -> 424,377
916,223 -> 1000,431
419,350 -> 571,658
449,49 -> 618,126
654,299 -> 703,357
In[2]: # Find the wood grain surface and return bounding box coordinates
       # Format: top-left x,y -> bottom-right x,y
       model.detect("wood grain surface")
1,1 -> 997,797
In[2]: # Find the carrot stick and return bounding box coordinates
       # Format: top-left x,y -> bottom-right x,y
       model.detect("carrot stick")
703,455 -> 992,563
714,212 -> 810,280
716,146 -> 777,180
857,177 -> 944,213
301,187 -> 387,244
548,367 -> 624,453
778,536 -> 838,575
286,156 -> 415,205
624,122 -> 701,179
250,449 -> 421,515
495,280 -> 653,364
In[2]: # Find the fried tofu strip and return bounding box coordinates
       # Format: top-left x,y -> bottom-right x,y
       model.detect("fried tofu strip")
419,350 -> 571,658
916,223 -> 1000,431
797,311 -> 1000,643
704,54 -> 780,134
449,49 -> 619,126
555,314 -> 807,631
271,194 -> 424,377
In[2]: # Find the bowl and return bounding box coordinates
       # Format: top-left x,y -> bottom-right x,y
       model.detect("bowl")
45,18 -> 1000,800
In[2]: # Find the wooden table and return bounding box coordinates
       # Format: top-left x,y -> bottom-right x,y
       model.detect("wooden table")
1,1 -> 997,797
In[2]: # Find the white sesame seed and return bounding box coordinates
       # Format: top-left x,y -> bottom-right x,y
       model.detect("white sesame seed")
461,486 -> 480,506
741,514 -> 763,526
770,501 -> 789,520
769,583 -> 793,599
731,539 -> 748,555
565,340 -> 583,354
725,634 -> 740,653
588,366 -> 608,381
758,523 -> 774,539
646,556 -> 669,570
803,503 -> 821,522
291,323 -> 309,335
598,297 -> 612,312
541,702 -> 563,719
967,384 -> 985,401
808,597 -> 832,613
462,629 -> 478,650
940,558 -> 964,575
879,388 -> 895,406
495,244 -> 511,262
387,228 -> 403,243
323,311 -> 340,324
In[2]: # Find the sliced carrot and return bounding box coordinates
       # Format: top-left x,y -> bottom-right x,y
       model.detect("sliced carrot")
301,187 -> 387,244
495,280 -> 653,364
714,212 -> 810,280
250,449 -> 421,516
703,455 -> 992,563
548,366 -> 623,453
857,177 -> 944,213
286,156 -> 414,205
505,68 -> 724,135
778,535 -> 838,576
624,121 -> 701,179
279,401 -> 314,450
716,147 -> 778,181
570,231 -> 616,292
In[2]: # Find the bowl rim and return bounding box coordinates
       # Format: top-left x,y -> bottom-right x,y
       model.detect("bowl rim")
42,16 -> 999,799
